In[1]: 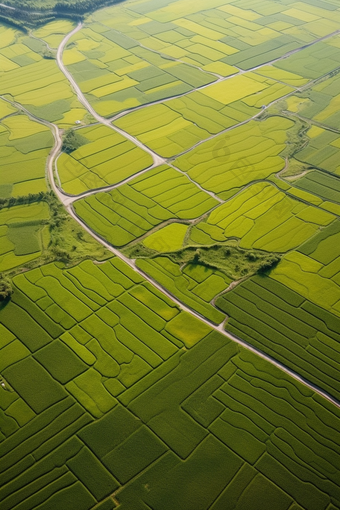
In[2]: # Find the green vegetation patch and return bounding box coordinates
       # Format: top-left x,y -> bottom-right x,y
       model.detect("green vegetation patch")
3,357 -> 68,413
34,340 -> 88,384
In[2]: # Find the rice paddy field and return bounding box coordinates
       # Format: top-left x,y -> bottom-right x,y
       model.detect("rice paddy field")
57,125 -> 153,194
2,0 -> 340,508
0,202 -> 50,272
1,258 -> 340,510
0,101 -> 53,198
0,22 -> 88,127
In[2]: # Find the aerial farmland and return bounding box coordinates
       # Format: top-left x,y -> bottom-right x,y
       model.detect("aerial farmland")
0,0 -> 340,508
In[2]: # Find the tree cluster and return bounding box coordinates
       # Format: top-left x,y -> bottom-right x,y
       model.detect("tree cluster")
0,191 -> 51,211
62,129 -> 87,154
0,276 -> 13,302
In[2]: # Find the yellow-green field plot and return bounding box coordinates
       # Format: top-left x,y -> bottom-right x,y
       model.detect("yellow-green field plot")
294,127 -> 340,176
143,223 -> 189,252
74,165 -> 218,247
112,71 -> 293,158
0,202 -> 50,272
0,25 -> 88,127
0,106 -> 53,197
175,116 -> 294,198
114,103 -> 211,157
32,19 -> 76,48
287,73 -> 340,131
190,182 -> 334,252
89,0 -> 340,77
271,250 -> 340,317
65,23 -> 217,117
270,220 -> 340,317
57,124 -> 153,194
201,74 -> 267,104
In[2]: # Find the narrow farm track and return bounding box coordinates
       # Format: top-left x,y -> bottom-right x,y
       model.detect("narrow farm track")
54,24 -> 340,205
66,203 -> 340,412
106,25 -> 340,125
57,23 -> 165,168
42,24 -> 340,410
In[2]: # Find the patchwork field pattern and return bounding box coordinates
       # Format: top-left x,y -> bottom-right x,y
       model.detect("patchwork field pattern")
136,255 -> 229,323
0,202 -> 50,272
0,24 -> 87,127
174,116 -> 294,198
2,0 -> 340,508
74,165 -> 218,246
189,182 -> 334,251
1,258 -> 340,510
0,102 -> 53,197
217,274 -> 340,401
57,124 -> 153,194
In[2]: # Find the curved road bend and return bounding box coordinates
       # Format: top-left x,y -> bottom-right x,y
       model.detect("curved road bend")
48,26 -> 340,410
57,23 -> 165,168
55,24 -> 340,206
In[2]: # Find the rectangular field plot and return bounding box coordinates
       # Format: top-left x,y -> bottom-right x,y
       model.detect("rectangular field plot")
0,106 -> 53,197
196,181 -> 334,252
270,220 -> 340,317
136,256 -> 228,324
295,127 -> 340,176
57,124 -> 153,194
74,165 -> 218,246
0,30 -> 88,126
0,202 -> 50,272
287,73 -> 340,131
175,116 -> 293,198
114,103 -> 211,157
216,274 -> 340,401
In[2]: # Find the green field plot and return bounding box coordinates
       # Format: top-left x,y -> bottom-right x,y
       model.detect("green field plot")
217,274 -> 340,401
0,106 -> 53,197
74,165 -> 218,246
2,1 -> 340,509
57,124 -> 153,194
275,39 -> 340,81
64,22 -> 217,117
1,249 -> 340,508
293,171 -> 340,204
136,256 -> 227,324
195,181 -> 334,252
0,28 -> 87,126
114,103 -> 211,157
269,220 -> 340,317
175,116 -> 293,197
294,127 -> 340,176
0,202 -> 50,272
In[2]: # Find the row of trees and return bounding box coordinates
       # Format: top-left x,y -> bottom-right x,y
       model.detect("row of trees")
0,191 -> 53,210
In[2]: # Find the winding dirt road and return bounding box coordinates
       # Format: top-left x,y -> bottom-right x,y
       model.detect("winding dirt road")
41,23 -> 340,410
